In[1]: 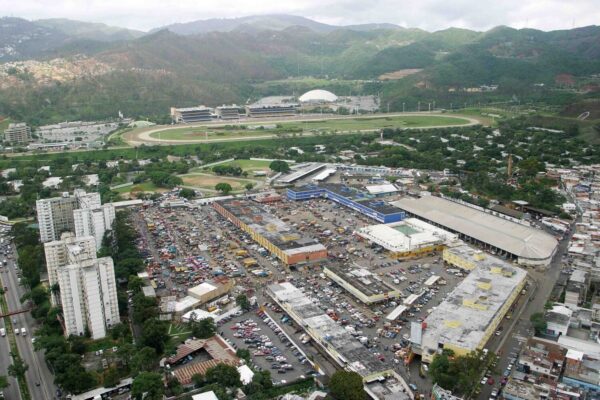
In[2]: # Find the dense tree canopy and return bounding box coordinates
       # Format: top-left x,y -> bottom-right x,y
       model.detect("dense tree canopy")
329,370 -> 364,400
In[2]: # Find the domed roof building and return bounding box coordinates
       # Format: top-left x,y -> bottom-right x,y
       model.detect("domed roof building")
298,89 -> 338,103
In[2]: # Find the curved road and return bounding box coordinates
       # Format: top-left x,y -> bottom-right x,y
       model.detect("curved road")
123,112 -> 483,146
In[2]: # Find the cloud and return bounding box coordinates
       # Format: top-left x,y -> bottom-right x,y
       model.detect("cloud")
1,0 -> 598,32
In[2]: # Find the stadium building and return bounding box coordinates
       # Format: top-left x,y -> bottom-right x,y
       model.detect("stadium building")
356,218 -> 457,259
298,89 -> 338,104
268,282 -> 413,400
287,184 -> 405,223
393,195 -> 558,266
324,265 -> 401,304
411,244 -> 527,362
245,103 -> 298,118
212,199 -> 327,265
215,105 -> 241,120
170,106 -> 213,123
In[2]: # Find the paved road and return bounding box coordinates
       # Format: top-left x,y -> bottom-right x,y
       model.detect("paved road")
0,290 -> 20,400
475,223 -> 574,400
4,244 -> 56,400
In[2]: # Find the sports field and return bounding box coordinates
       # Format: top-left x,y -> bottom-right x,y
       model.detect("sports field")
180,173 -> 261,192
216,159 -> 273,172
147,114 -> 472,142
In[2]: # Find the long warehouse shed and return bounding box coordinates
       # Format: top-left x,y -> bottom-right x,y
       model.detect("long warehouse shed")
393,196 -> 558,266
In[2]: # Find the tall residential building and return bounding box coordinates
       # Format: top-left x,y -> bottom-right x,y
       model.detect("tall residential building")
57,256 -> 120,339
36,190 -> 114,249
44,233 -> 97,292
74,204 -> 116,249
3,123 -> 32,144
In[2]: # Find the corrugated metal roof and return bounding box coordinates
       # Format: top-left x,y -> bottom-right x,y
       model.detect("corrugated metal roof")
393,196 -> 557,261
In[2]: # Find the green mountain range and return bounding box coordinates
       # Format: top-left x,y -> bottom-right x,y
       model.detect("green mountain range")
0,15 -> 599,125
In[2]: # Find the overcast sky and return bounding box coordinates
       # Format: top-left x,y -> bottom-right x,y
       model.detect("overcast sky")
2,0 -> 599,32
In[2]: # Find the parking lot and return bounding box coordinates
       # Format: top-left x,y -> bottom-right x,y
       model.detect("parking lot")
219,310 -> 315,384
130,193 -> 476,393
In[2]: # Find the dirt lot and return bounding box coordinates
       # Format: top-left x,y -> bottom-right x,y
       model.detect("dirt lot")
378,69 -> 423,80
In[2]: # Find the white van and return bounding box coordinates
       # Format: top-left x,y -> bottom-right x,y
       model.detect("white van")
0,328 -> 5,337
20,328 -> 26,336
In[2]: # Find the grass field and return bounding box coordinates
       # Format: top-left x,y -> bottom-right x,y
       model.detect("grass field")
149,114 -> 471,141
180,173 -> 260,191
150,127 -> 275,141
200,159 -> 274,173
114,182 -> 164,194
168,323 -> 192,337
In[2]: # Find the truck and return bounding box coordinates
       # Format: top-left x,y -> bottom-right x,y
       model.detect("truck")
20,328 -> 26,336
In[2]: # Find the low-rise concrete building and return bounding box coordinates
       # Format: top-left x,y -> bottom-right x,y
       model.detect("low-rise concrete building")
413,248 -> 527,362
324,265 -> 401,304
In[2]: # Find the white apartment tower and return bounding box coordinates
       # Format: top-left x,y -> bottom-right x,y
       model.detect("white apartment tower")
58,257 -> 120,339
74,205 -> 116,249
36,189 -> 114,249
44,234 -> 97,292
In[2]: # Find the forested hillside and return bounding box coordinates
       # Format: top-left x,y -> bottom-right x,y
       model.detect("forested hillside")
1,15 -> 599,125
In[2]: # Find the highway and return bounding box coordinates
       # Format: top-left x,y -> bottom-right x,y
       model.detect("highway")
0,305 -> 20,400
1,239 -> 56,400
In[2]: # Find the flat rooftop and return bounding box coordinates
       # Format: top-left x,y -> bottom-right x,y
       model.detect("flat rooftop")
268,282 -> 391,378
278,163 -> 326,184
357,218 -> 457,252
325,264 -> 399,297
293,183 -> 404,215
421,253 -> 527,353
174,106 -> 212,112
393,196 -> 558,261
216,199 -> 326,255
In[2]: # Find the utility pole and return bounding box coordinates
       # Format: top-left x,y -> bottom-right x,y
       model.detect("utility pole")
428,103 -> 431,112
402,102 -> 405,113
387,103 -> 390,113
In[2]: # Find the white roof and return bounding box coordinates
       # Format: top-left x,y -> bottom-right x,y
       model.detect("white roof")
356,218 -> 457,253
299,89 -> 338,103
421,263 -> 527,353
111,199 -> 144,208
393,196 -> 558,261
365,184 -> 398,195
424,275 -> 441,286
386,305 -> 408,321
174,296 -> 201,312
192,392 -> 219,400
312,168 -> 336,182
188,282 -> 218,297
566,349 -> 584,361
238,364 -> 255,385
558,336 -> 600,359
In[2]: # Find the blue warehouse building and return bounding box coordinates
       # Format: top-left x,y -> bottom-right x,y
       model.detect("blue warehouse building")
287,184 -> 405,224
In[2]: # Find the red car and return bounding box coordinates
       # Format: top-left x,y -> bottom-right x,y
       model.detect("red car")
487,377 -> 495,385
